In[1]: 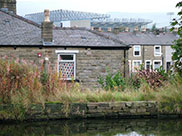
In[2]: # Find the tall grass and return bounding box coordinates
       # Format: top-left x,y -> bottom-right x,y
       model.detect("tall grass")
0,58 -> 182,109
0,58 -> 72,105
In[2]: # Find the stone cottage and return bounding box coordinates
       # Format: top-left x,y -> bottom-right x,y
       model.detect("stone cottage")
101,31 -> 177,73
0,0 -> 130,87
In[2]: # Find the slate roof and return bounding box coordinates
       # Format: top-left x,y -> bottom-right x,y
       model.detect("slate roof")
0,10 -> 128,48
101,32 -> 178,45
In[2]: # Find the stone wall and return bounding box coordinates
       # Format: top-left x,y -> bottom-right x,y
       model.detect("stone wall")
1,101 -> 182,121
0,47 -> 127,88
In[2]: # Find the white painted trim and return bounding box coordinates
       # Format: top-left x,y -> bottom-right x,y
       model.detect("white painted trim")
154,45 -> 162,56
132,60 -> 142,72
133,45 -> 141,57
128,60 -> 131,74
57,52 -> 78,80
153,60 -> 162,70
55,50 -> 79,54
145,60 -> 151,71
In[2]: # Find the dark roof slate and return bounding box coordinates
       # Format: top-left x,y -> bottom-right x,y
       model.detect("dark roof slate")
0,10 -> 128,48
102,32 -> 178,45
0,10 -> 41,45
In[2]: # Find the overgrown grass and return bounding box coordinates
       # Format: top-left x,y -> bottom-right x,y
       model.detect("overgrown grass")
0,58 -> 182,114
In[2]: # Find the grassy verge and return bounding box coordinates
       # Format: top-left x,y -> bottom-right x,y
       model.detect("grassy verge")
0,58 -> 182,120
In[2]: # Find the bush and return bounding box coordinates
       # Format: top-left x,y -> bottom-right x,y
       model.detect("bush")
98,71 -> 125,91
136,68 -> 168,89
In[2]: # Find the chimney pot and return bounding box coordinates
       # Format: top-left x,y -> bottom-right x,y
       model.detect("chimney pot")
134,26 -> 138,32
142,27 -> 146,32
173,27 -> 178,32
125,27 -> 129,32
44,9 -> 50,22
90,27 -> 94,31
107,27 -> 112,32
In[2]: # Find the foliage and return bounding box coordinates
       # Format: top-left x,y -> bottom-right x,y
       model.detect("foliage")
170,1 -> 182,77
0,58 -> 72,104
136,68 -> 168,89
98,70 -> 125,91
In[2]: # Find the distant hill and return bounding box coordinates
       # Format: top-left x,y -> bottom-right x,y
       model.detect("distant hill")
107,12 -> 177,28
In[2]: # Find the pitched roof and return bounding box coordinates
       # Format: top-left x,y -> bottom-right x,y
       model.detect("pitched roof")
101,32 -> 178,45
0,10 -> 128,48
0,10 -> 41,45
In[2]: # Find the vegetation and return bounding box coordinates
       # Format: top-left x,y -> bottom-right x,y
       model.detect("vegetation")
0,57 -> 182,120
170,1 -> 182,76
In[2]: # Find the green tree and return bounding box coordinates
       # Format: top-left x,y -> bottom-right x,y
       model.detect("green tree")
170,2 -> 182,76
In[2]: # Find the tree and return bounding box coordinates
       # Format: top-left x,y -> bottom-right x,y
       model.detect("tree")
170,2 -> 182,76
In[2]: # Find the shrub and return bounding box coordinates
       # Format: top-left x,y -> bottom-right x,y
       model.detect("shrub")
98,70 -> 125,91
136,68 -> 168,89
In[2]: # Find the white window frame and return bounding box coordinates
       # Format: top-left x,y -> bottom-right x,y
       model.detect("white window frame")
145,60 -> 151,71
55,50 -> 79,80
133,45 -> 141,57
153,60 -> 162,70
128,60 -> 131,74
132,60 -> 142,72
154,45 -> 162,56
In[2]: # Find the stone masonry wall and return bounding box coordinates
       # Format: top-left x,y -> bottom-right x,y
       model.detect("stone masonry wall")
1,101 -> 182,121
0,47 -> 127,88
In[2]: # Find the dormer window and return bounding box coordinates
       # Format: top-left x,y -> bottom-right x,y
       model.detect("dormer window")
154,45 -> 161,56
133,45 -> 141,57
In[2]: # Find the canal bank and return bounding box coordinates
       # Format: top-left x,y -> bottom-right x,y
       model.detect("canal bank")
0,101 -> 182,121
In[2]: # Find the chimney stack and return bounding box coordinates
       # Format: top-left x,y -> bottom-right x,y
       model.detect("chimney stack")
0,0 -> 16,14
41,9 -> 53,44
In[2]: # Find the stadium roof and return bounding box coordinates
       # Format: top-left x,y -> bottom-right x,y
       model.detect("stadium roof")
91,18 -> 152,28
25,9 -> 110,23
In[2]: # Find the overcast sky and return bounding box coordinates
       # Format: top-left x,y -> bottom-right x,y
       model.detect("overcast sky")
17,0 -> 180,16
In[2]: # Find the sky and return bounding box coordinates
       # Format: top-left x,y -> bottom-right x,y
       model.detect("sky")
17,0 -> 180,27
17,0 -> 179,15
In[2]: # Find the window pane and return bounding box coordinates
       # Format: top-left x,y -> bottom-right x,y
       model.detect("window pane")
59,62 -> 74,79
135,51 -> 140,55
60,55 -> 73,60
155,46 -> 161,56
133,61 -> 141,72
146,61 -> 151,70
155,47 -> 160,52
154,61 -> 161,69
135,47 -> 140,51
